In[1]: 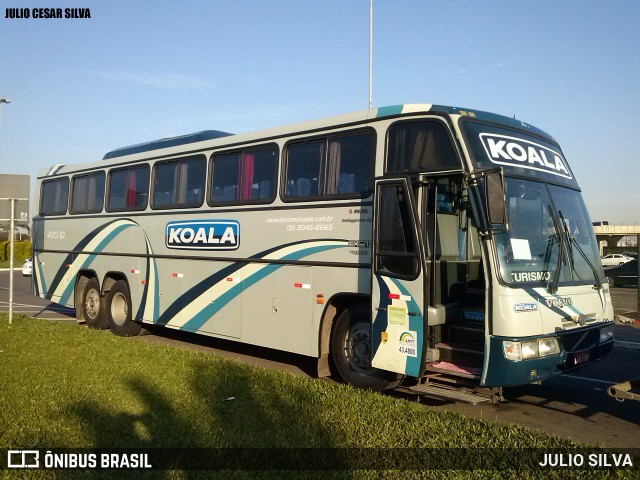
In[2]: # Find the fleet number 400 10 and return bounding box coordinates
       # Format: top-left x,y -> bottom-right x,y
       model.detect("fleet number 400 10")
47,231 -> 66,239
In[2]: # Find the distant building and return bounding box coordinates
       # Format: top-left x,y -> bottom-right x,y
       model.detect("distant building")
593,224 -> 640,255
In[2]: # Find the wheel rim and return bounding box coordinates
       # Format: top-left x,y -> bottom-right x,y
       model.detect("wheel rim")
85,288 -> 101,320
111,292 -> 129,327
345,321 -> 374,374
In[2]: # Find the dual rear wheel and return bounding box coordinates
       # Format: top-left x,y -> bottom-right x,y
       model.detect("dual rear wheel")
79,278 -> 142,336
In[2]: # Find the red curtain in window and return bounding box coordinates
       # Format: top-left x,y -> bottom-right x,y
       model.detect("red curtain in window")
241,153 -> 254,200
127,171 -> 136,207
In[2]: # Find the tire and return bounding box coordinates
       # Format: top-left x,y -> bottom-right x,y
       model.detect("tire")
80,277 -> 108,329
606,276 -> 614,288
106,280 -> 142,337
331,305 -> 403,391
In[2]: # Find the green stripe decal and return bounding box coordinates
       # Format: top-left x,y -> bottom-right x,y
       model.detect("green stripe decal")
57,224 -> 134,305
376,105 -> 403,118
181,244 -> 345,332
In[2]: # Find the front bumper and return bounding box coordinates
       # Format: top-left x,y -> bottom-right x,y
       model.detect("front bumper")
483,321 -> 615,387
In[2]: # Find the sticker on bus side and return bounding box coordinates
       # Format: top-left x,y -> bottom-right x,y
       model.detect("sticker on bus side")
398,331 -> 418,357
165,220 -> 240,250
479,133 -> 572,179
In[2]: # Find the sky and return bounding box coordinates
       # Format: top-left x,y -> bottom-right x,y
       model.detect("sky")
0,0 -> 638,224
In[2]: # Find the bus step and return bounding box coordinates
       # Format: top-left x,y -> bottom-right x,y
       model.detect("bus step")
447,323 -> 484,345
436,342 -> 483,367
408,381 -> 492,404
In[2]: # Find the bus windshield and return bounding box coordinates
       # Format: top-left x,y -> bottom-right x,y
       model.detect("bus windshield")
494,177 -> 604,287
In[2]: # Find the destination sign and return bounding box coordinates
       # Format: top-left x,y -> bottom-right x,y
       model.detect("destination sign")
479,133 -> 572,180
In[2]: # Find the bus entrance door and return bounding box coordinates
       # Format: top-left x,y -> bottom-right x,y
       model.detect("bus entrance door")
371,178 -> 427,378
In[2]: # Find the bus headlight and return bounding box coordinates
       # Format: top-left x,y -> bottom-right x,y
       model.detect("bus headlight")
521,340 -> 539,359
503,337 -> 560,361
538,337 -> 560,357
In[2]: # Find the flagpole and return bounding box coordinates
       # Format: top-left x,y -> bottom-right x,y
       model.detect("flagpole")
369,0 -> 373,110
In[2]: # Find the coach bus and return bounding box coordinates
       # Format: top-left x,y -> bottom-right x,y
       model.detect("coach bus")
32,104 -> 615,400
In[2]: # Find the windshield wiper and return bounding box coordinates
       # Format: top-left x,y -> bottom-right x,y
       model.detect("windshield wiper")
558,211 -> 602,291
546,205 -> 565,294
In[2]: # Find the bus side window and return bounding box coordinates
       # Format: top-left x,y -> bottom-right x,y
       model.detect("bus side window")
153,162 -> 177,207
326,132 -> 373,196
285,141 -> 323,199
386,120 -> 459,173
375,184 -> 419,278
70,171 -> 105,214
107,165 -> 149,212
210,146 -> 277,205
40,177 -> 70,216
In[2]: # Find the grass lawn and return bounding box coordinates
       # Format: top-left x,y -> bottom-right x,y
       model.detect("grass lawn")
0,315 -> 627,479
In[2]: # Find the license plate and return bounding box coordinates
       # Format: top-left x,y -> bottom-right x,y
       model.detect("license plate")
573,351 -> 590,365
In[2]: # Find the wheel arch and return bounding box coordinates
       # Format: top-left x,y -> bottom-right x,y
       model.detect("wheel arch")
316,292 -> 370,377
101,271 -> 130,296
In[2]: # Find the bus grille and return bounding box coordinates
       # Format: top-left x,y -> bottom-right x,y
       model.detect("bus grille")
557,328 -> 599,352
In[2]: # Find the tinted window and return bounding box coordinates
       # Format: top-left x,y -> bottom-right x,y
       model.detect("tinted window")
70,172 -> 105,214
40,178 -> 69,216
326,133 -> 374,196
375,183 -> 419,278
210,146 -> 277,204
107,164 -> 149,212
387,121 -> 459,173
152,156 -> 205,209
284,130 -> 374,201
285,141 -> 323,198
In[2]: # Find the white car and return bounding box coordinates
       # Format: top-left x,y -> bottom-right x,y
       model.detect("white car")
21,258 -> 32,276
601,253 -> 633,267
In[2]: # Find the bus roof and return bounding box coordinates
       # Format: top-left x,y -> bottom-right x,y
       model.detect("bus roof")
99,104 -> 556,161
102,130 -> 233,160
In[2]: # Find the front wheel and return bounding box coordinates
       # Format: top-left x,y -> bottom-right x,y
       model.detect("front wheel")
106,280 -> 142,337
606,276 -> 615,287
331,305 -> 402,391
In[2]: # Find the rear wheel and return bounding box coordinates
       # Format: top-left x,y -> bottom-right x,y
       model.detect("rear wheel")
106,280 -> 142,337
80,277 -> 108,329
331,305 -> 402,391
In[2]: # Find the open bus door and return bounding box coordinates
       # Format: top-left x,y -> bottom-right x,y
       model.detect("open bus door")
370,177 -> 428,379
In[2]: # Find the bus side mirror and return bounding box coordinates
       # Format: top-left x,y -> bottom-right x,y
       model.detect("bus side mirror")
485,171 -> 506,225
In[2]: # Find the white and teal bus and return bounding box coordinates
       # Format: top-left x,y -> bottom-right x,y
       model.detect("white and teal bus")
33,104 -> 615,400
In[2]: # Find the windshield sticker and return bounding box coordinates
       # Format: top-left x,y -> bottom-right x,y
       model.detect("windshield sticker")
510,238 -> 532,260
388,305 -> 408,326
479,133 -> 572,179
511,271 -> 551,282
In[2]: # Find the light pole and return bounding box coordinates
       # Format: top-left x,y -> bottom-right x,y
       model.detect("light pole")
0,97 -> 13,324
369,0 -> 373,110
0,97 -> 10,137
